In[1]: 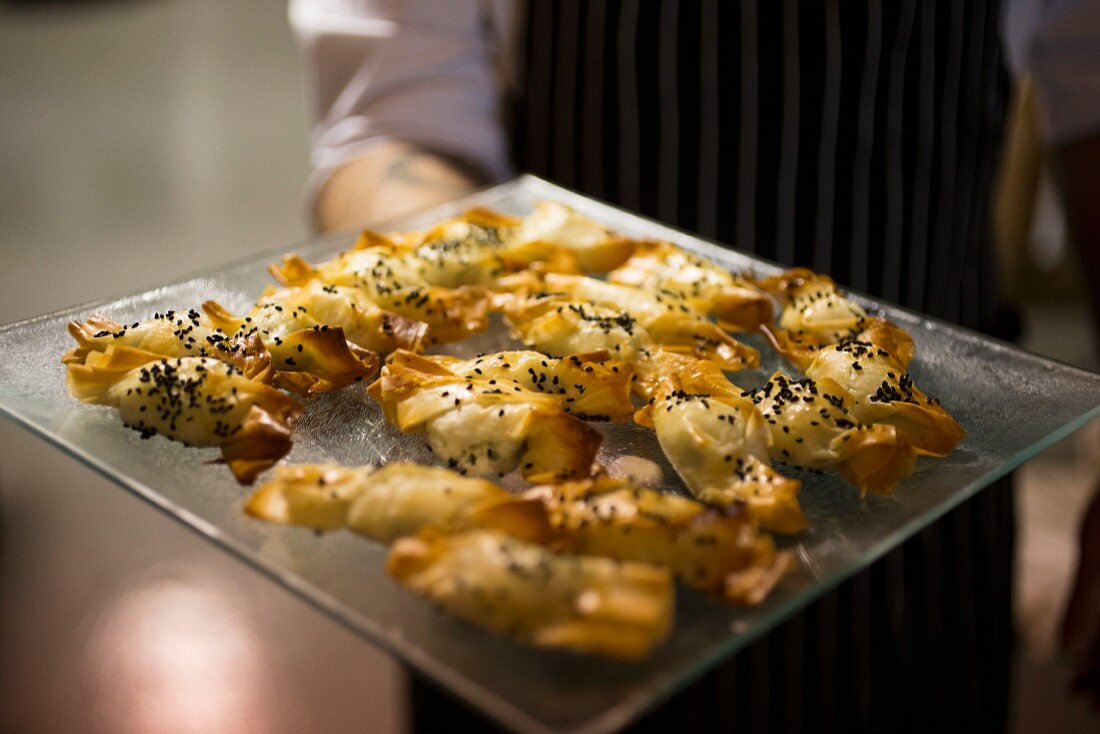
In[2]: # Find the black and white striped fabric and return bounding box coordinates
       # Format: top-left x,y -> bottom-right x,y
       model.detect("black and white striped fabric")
510,0 -> 1011,334
503,2 -> 1016,732
412,3 -> 1015,732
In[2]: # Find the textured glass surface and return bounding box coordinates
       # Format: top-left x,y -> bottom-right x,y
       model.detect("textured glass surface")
2,176 -> 1098,734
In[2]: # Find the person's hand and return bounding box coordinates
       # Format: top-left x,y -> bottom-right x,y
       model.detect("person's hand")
1062,480 -> 1100,708
314,141 -> 482,233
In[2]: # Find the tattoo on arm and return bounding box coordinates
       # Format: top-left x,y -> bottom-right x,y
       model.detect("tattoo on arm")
383,147 -> 489,193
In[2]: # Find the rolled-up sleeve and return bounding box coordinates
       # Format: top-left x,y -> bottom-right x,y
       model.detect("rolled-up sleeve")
1007,0 -> 1100,145
290,0 -> 513,203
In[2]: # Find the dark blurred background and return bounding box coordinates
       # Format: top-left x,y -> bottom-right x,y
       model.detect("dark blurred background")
0,2 -> 403,733
0,2 -> 1096,733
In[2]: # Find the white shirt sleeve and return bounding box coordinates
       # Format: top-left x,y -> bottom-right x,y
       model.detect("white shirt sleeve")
290,0 -> 515,203
1005,0 -> 1100,145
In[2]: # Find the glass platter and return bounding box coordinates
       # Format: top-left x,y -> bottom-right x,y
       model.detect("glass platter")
1,175 -> 1098,734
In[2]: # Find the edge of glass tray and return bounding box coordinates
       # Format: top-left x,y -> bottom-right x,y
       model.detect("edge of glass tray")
1,174 -> 1098,734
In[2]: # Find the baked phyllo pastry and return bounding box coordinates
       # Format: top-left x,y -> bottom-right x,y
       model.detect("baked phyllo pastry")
339,209 -> 533,289
535,273 -> 759,371
393,207 -> 524,286
647,388 -> 805,534
510,201 -> 637,273
773,338 -> 965,458
606,353 -> 805,533
525,477 -> 793,605
498,292 -> 696,399
608,242 -> 774,331
281,205 -> 610,292
756,268 -> 915,367
387,529 -> 674,660
747,372 -> 917,495
269,248 -> 491,344
247,462 -> 793,607
202,282 -> 396,394
387,349 -> 636,423
63,309 -> 272,381
245,462 -> 551,543
500,293 -> 657,366
501,292 -> 758,398
368,360 -> 602,482
400,206 -> 588,284
66,345 -> 301,483
354,206 -> 586,287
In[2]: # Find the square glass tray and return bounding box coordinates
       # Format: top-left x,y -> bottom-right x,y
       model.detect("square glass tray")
2,175 -> 1098,734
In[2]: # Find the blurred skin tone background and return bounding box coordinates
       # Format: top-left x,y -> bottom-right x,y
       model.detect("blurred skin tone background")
0,2 -> 1097,733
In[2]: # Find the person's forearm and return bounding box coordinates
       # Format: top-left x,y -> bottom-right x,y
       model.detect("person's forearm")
314,141 -> 483,233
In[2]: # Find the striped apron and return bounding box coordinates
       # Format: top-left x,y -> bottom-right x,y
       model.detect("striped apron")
413,2 -> 1016,731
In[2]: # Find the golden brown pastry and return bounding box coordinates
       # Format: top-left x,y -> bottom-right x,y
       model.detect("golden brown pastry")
388,529 -> 674,660
269,247 -> 491,344
500,290 -> 761,394
509,200 -> 637,273
393,207 -> 523,286
498,291 -> 686,399
387,349 -> 636,423
399,206 -> 586,284
245,462 -> 551,543
252,281 -> 426,352
500,292 -> 802,529
771,336 -> 965,457
62,309 -> 272,381
537,273 -> 760,371
368,360 -> 603,482
756,268 -> 915,367
340,209 -> 529,288
500,292 -> 657,366
746,372 -> 917,495
648,388 -> 806,534
608,241 -> 774,331
542,348 -> 802,533
525,477 -> 793,604
66,345 -> 301,483
247,461 -> 793,606
202,281 -> 396,394
353,205 -> 592,284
